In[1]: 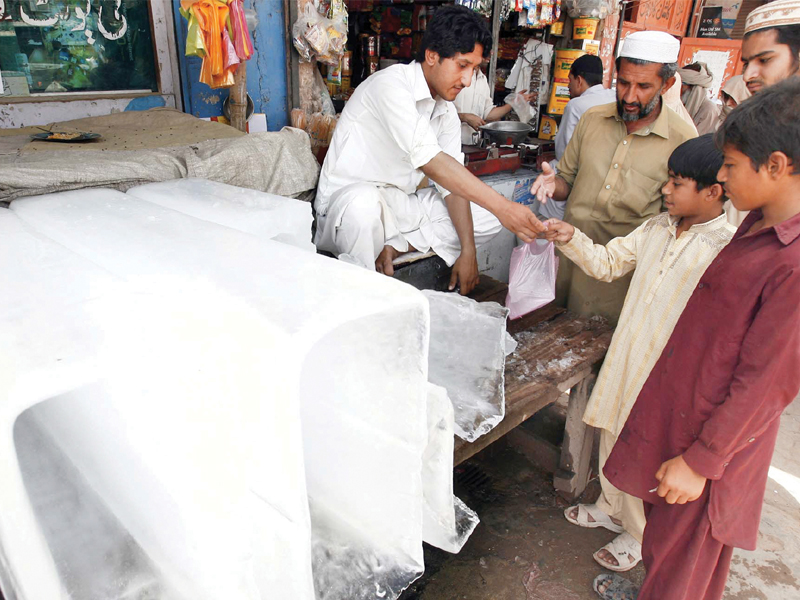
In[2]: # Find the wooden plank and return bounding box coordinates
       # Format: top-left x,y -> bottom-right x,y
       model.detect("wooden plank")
505,427 -> 561,473
554,373 -> 598,501
468,276 -> 509,305
507,303 -> 565,334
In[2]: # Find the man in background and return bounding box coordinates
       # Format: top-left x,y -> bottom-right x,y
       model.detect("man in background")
742,0 -> 800,95
678,62 -> 720,134
453,65 -> 535,145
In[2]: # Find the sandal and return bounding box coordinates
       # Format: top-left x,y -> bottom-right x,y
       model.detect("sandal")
593,573 -> 638,600
593,532 -> 642,572
564,503 -> 624,534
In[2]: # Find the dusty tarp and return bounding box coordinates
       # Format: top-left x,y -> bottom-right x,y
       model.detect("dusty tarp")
0,109 -> 319,202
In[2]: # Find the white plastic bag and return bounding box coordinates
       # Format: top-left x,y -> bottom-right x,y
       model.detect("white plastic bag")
506,239 -> 557,320
504,92 -> 534,124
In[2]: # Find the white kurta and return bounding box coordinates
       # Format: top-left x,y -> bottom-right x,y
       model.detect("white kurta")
557,212 -> 736,436
315,61 -> 501,269
452,70 -> 495,145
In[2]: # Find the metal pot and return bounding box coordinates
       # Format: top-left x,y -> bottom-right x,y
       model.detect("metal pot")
479,121 -> 533,146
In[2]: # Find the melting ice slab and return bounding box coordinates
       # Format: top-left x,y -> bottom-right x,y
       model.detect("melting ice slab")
126,178 -> 314,251
10,190 -> 433,600
423,291 -> 510,442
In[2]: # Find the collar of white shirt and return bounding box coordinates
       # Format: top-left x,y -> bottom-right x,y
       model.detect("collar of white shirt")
411,61 -> 452,120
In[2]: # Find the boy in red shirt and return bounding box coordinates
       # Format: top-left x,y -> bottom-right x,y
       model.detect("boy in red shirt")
594,77 -> 800,600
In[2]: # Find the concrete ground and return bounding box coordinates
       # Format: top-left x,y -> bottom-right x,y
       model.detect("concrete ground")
400,395 -> 800,600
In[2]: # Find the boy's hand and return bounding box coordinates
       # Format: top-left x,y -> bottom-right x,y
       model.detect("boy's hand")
655,455 -> 707,505
530,162 -> 556,204
542,219 -> 574,243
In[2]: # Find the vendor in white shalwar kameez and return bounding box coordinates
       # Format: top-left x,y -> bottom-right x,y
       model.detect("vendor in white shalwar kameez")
315,5 -> 545,295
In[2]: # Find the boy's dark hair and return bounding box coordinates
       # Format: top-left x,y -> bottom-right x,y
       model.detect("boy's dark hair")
744,25 -> 800,70
415,5 -> 492,63
615,57 -> 678,83
668,134 -> 726,197
570,55 -> 604,87
716,77 -> 800,174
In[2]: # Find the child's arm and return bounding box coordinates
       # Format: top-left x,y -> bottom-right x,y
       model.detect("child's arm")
680,270 -> 800,482
543,218 -> 640,282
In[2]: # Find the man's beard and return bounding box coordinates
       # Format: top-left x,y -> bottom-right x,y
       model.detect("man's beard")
617,93 -> 661,122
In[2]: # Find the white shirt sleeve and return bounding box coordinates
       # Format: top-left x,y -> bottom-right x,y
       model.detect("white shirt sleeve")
477,73 -> 495,119
365,80 -> 443,170
433,107 -> 465,198
555,98 -> 580,161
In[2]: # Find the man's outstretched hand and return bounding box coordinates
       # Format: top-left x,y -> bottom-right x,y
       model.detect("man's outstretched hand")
496,201 -> 547,243
530,161 -> 557,204
450,250 -> 480,296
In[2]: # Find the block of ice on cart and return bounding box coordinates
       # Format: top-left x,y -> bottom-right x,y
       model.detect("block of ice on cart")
0,207 -> 312,600
11,188 -> 475,600
126,178 -> 314,251
423,290 -> 514,442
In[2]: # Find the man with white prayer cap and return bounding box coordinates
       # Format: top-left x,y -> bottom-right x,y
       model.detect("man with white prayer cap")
677,62 -> 720,134
530,29 -> 696,323
742,0 -> 800,94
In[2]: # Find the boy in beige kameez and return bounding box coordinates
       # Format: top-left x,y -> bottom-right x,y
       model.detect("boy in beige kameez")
543,134 -> 736,572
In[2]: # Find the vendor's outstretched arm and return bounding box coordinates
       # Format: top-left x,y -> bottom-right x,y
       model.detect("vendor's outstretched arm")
444,193 -> 479,295
421,152 -> 545,243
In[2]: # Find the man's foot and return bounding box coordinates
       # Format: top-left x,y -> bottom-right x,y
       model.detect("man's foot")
375,245 -> 401,276
593,573 -> 638,600
593,532 -> 642,572
564,504 -> 624,534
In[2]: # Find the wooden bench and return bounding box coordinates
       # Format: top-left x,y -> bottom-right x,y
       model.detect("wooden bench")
459,278 -> 614,501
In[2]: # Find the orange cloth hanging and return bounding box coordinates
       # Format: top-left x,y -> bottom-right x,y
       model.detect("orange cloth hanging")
181,0 -> 236,88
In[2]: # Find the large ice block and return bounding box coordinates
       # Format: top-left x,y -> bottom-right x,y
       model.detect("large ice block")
423,290 -> 510,442
422,384 -> 480,553
126,178 -> 314,251
11,190 -> 434,600
0,208 -> 314,600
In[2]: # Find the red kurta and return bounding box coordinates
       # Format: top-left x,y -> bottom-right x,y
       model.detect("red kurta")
604,208 -> 800,551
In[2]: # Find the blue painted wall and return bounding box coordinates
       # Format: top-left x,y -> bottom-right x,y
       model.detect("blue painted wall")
248,0 -> 289,130
172,0 -> 288,129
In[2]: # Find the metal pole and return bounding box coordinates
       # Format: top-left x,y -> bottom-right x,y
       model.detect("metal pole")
488,0 -> 503,91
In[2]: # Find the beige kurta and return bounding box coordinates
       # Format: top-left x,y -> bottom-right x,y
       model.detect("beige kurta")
556,102 -> 697,325
557,212 -> 736,436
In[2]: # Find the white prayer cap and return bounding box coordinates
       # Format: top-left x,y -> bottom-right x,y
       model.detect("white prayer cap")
745,0 -> 800,35
619,31 -> 680,64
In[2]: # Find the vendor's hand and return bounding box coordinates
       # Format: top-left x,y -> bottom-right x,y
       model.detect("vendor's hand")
450,250 -> 480,296
460,113 -> 486,131
497,201 -> 546,243
520,91 -> 537,103
542,219 -> 574,243
530,162 -> 557,204
655,455 -> 707,505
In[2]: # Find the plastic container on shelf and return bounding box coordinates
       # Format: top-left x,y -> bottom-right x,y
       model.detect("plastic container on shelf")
547,79 -> 571,115
552,48 -> 586,80
572,16 -> 599,39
